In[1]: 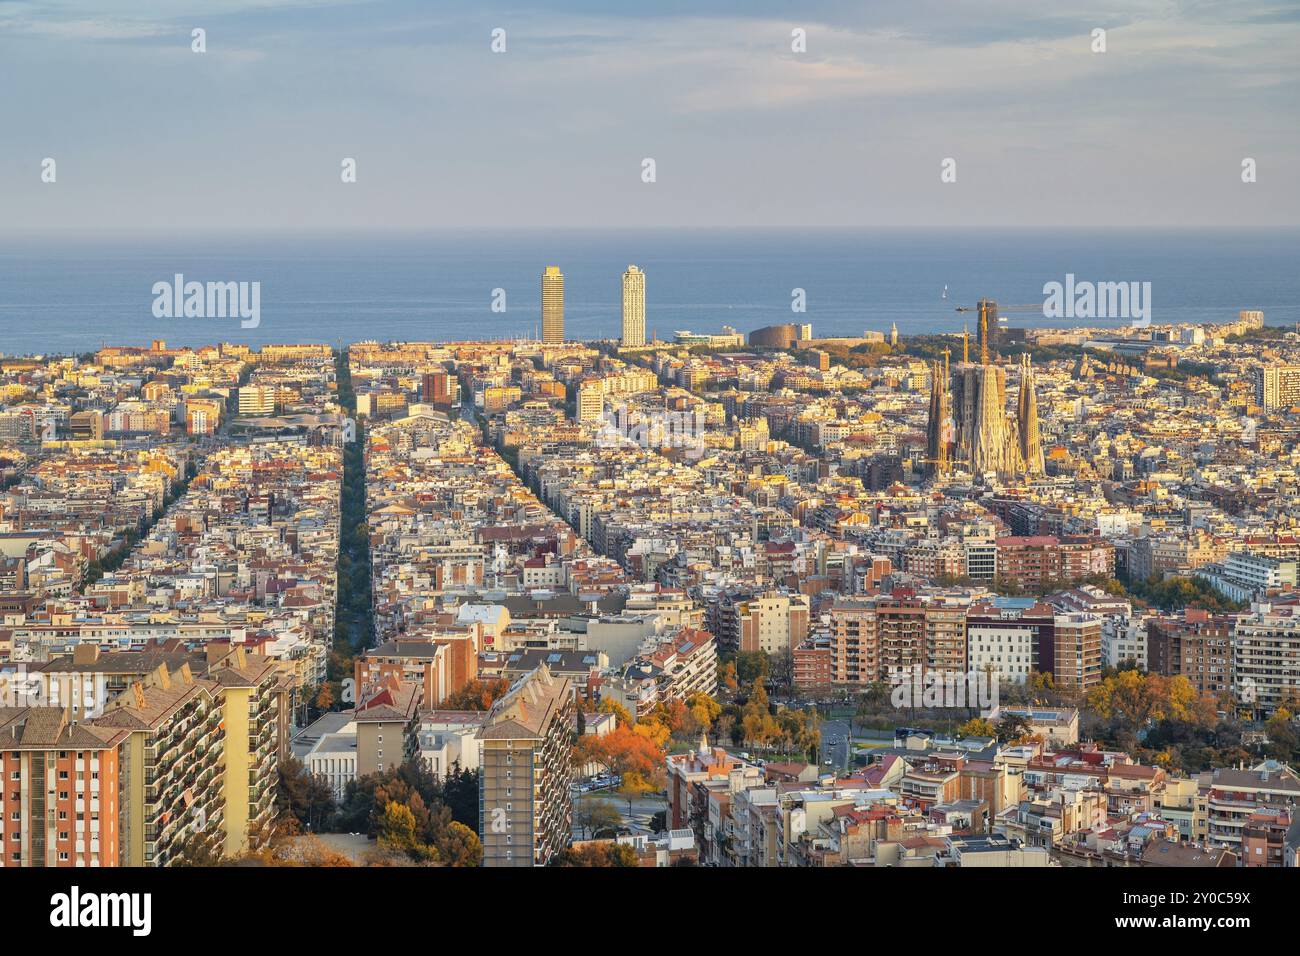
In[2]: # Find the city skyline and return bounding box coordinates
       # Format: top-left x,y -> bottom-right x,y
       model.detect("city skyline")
3,0 -> 1300,901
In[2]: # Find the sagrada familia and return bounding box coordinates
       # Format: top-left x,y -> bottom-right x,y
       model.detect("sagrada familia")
925,317 -> 1044,481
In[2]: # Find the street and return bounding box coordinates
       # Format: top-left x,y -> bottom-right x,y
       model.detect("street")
819,718 -> 853,771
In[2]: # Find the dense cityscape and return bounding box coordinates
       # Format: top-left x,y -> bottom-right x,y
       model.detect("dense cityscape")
2,266 -> 1299,872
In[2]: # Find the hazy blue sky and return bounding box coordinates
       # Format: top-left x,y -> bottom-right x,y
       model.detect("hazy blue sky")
1,0 -> 1297,231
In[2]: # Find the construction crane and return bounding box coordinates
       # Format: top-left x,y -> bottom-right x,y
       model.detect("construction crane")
953,298 -> 1041,363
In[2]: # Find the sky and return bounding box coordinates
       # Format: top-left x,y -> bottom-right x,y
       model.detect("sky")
0,0 -> 1297,232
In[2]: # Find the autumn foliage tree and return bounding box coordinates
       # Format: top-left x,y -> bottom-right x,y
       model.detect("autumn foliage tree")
550,842 -> 639,867
444,678 -> 511,711
574,724 -> 667,814
575,725 -> 665,781
733,681 -> 820,760
956,717 -> 996,738
1086,671 -> 1213,732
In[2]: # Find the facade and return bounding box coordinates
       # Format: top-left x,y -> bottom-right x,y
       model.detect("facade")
1255,364 -> 1300,411
541,266 -> 564,344
952,362 -> 1020,477
1050,613 -> 1104,690
353,676 -> 421,777
996,535 -> 1114,588
477,665 -> 574,867
621,265 -> 646,347
238,385 -> 277,416
92,647 -> 280,864
1232,602 -> 1300,716
966,600 -> 1055,685
1205,763 -> 1300,850
1147,608 -> 1234,699
736,592 -> 810,656
304,727 -> 358,800
576,378 -> 604,424
0,708 -> 128,867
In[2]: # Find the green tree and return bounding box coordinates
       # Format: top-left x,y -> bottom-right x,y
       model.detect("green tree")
276,756 -> 336,833
996,713 -> 1033,742
575,799 -> 624,839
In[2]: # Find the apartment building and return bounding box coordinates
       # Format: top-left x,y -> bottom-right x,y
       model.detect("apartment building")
966,599 -> 1055,685
1205,762 -> 1300,851
353,675 -> 421,777
31,646 -> 206,720
827,600 -> 879,685
92,646 -> 280,865
825,594 -> 972,687
1049,613 -> 1104,690
0,707 -> 128,867
1232,602 -> 1300,716
1147,608 -> 1234,699
1255,364 -> 1300,411
477,664 -> 574,867
238,385 -> 277,416
93,664 -> 229,867
995,535 -> 1114,588
354,636 -> 478,710
735,592 -> 810,656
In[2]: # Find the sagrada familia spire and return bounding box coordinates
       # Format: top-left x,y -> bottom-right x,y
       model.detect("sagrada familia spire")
925,350 -> 952,476
926,345 -> 1044,481
1017,353 -> 1045,476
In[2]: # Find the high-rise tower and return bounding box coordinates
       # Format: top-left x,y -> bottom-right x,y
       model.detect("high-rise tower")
621,265 -> 645,347
541,266 -> 564,344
